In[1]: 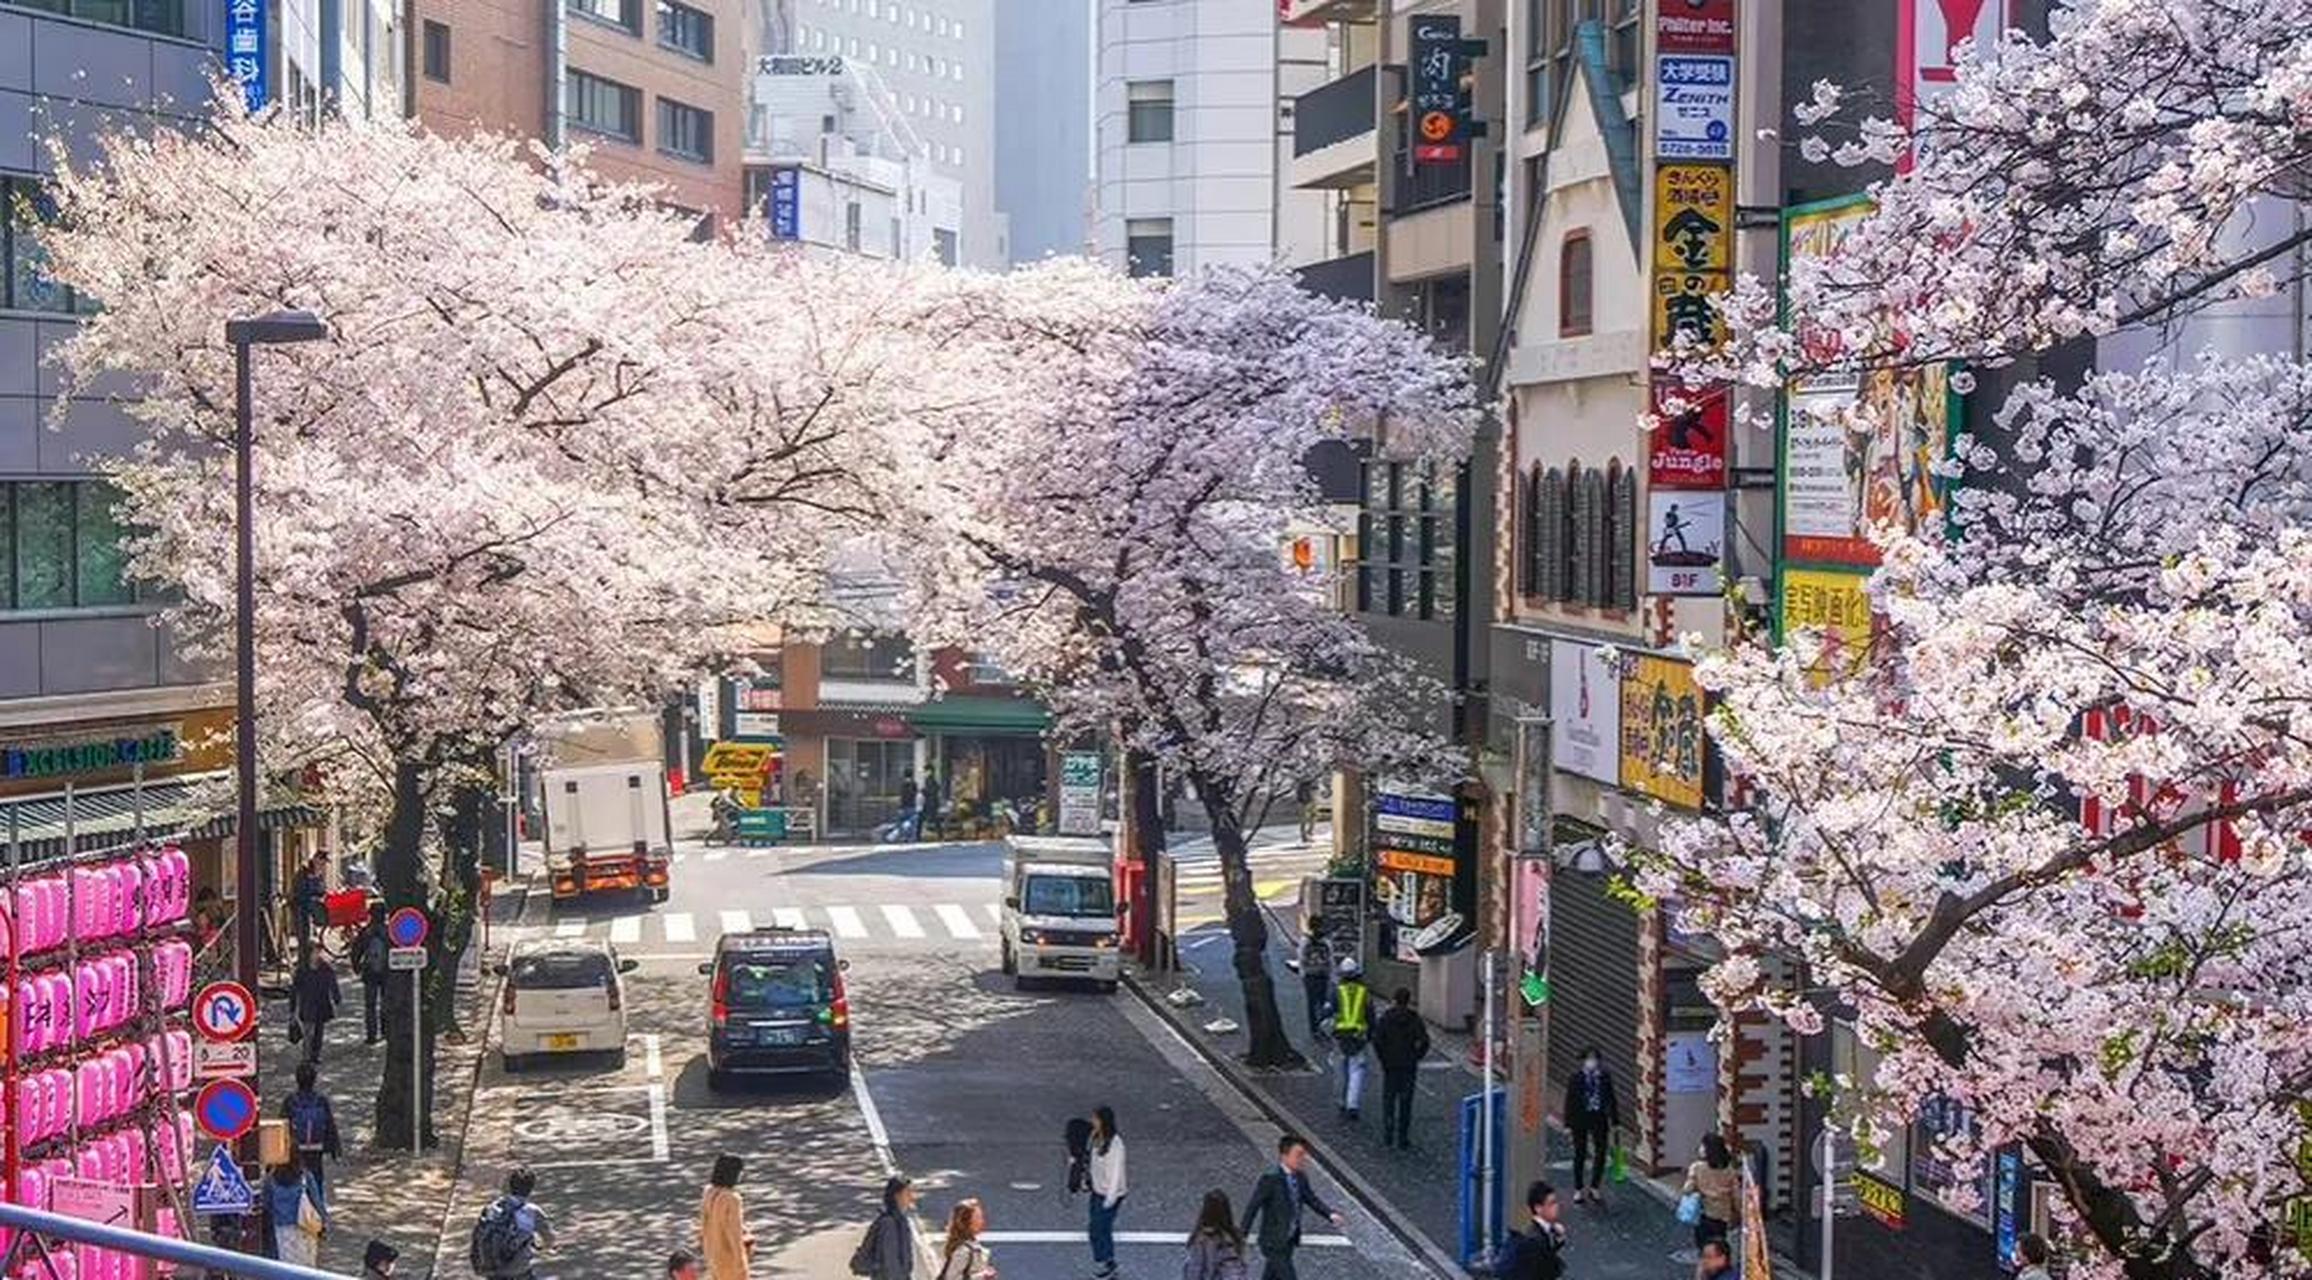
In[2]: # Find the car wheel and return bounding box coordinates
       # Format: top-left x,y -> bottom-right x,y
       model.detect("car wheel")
1000,941 -> 1016,976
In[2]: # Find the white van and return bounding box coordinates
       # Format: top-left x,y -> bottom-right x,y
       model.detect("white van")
999,835 -> 1120,991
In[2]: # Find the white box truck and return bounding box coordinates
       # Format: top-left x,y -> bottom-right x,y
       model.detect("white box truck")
998,835 -> 1120,991
539,711 -> 674,904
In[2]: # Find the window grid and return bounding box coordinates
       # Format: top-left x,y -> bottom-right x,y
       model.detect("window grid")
657,97 -> 714,163
656,0 -> 712,60
1,480 -> 139,613
567,70 -> 641,142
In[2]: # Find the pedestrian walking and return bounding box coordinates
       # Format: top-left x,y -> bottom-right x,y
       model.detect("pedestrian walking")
262,1160 -> 326,1270
896,771 -> 920,840
1329,958 -> 1371,1120
1680,1133 -> 1740,1251
282,1063 -> 342,1203
1240,1134 -> 1341,1280
360,1240 -> 398,1278
352,904 -> 390,1044
2013,1233 -> 2053,1280
851,1176 -> 917,1280
292,853 -> 329,954
1181,1190 -> 1248,1280
1295,924 -> 1332,1044
1085,1105 -> 1127,1280
1293,779 -> 1315,845
921,768 -> 945,839
1696,1238 -> 1738,1280
1370,988 -> 1430,1149
936,1199 -> 996,1280
700,1154 -> 754,1280
468,1166 -> 553,1280
290,949 -> 342,1066
1500,1181 -> 1566,1280
666,1249 -> 702,1280
1562,1045 -> 1620,1204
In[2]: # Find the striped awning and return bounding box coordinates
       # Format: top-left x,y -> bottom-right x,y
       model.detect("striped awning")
0,778 -> 320,863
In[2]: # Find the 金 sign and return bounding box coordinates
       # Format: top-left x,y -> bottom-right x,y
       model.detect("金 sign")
1855,1171 -> 1907,1230
1653,271 -> 1728,352
1648,383 -> 1727,490
1654,164 -> 1734,274
1656,0 -> 1736,53
1619,655 -> 1706,809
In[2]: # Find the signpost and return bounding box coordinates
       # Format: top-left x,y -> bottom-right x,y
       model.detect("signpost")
387,908 -> 430,1155
190,982 -> 257,1044
190,1145 -> 256,1217
194,1080 -> 258,1144
192,1042 -> 258,1081
1058,751 -> 1103,837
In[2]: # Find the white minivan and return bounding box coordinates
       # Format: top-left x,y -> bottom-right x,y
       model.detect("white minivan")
499,939 -> 638,1071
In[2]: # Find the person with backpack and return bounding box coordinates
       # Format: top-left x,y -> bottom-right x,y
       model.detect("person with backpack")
1085,1106 -> 1127,1280
700,1154 -> 754,1280
352,905 -> 390,1044
282,1063 -> 342,1202
471,1166 -> 553,1280
1370,987 -> 1431,1149
935,1199 -> 995,1280
1295,923 -> 1332,1043
1181,1189 -> 1248,1280
851,1175 -> 916,1280
1328,958 -> 1372,1120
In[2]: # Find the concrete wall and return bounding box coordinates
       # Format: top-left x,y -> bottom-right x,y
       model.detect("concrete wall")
993,0 -> 1091,264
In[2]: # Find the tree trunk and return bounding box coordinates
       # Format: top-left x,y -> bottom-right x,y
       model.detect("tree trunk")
373,758 -> 432,1150
1195,782 -> 1301,1069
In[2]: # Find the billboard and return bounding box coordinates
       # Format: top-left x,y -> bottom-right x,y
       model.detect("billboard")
1647,491 -> 1725,596
1620,655 -> 1706,809
1549,640 -> 1622,784
1656,0 -> 1736,54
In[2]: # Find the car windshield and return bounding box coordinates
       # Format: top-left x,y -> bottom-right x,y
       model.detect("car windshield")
1024,874 -> 1114,918
511,950 -> 612,989
722,955 -> 830,1009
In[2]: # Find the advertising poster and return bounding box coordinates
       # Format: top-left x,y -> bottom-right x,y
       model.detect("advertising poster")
1647,383 -> 1728,490
1647,491 -> 1725,596
1654,55 -> 1736,160
1897,0 -> 2012,163
1779,567 -> 1876,677
1371,788 -> 1460,962
1655,0 -> 1736,54
1549,641 -> 1622,783
1620,655 -> 1706,809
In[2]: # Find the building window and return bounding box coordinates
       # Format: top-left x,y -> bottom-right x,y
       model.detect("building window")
12,0 -> 183,36
656,0 -> 712,60
2,481 -> 137,612
1356,461 -> 1454,622
657,97 -> 714,163
422,20 -> 452,81
1125,217 -> 1173,278
845,201 -> 862,251
568,0 -> 640,32
1126,80 -> 1175,143
566,70 -> 641,142
933,228 -> 957,266
4,178 -> 80,314
823,631 -> 917,680
1559,230 -> 1593,336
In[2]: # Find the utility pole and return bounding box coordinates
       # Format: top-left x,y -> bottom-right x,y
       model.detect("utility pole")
1506,714 -> 1553,1224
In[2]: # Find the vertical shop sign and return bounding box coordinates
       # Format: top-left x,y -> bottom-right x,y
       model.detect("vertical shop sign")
1653,55 -> 1735,161
768,167 -> 802,240
1408,14 -> 1465,164
1647,384 -> 1727,490
226,0 -> 268,113
1619,655 -> 1706,809
1645,492 -> 1725,596
1656,0 -> 1736,54
1058,751 -> 1102,836
1371,786 -> 1459,962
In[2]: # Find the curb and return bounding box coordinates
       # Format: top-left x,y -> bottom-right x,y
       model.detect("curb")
424,881 -> 544,1277
1122,969 -> 1469,1280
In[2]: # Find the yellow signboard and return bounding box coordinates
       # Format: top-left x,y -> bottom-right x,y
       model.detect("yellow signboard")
1653,270 -> 1728,353
1620,655 -> 1705,809
702,741 -> 774,778
1779,567 -> 1876,677
1855,1171 -> 1907,1230
1654,163 -> 1733,274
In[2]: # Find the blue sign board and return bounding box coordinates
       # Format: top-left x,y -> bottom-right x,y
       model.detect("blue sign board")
768,167 -> 802,240
387,906 -> 430,948
1457,1090 -> 1507,1267
1993,1147 -> 2022,1268
224,0 -> 268,113
191,1144 -> 255,1216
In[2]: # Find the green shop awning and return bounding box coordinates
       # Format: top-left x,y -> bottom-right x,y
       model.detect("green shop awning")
907,696 -> 1051,734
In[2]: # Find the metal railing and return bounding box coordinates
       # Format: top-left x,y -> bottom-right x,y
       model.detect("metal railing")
1292,64 -> 1377,157
0,1202 -> 352,1278
1294,250 -> 1376,304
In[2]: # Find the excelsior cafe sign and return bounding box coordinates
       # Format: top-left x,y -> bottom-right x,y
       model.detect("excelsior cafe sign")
0,710 -> 231,798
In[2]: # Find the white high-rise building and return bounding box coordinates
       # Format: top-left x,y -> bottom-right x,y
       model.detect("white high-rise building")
757,0 -> 1001,266
1093,0 -> 1328,276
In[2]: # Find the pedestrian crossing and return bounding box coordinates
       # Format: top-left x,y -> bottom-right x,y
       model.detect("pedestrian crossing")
509,902 -> 1008,951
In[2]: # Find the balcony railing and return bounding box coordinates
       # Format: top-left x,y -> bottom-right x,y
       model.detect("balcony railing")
1390,138 -> 1473,215
1293,64 -> 1377,158
1295,250 -> 1375,304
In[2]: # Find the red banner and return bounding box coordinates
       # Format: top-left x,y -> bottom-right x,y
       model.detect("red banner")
1648,383 -> 1729,490
1656,0 -> 1736,54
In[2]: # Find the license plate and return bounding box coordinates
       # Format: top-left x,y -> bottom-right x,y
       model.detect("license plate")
755,1026 -> 804,1047
545,1033 -> 579,1050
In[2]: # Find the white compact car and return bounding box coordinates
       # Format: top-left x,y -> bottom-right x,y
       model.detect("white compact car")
499,938 -> 637,1071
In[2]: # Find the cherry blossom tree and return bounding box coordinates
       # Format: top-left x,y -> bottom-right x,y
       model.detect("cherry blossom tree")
39,102 -> 934,1143
1645,4 -> 2312,1276
890,262 -> 1478,1067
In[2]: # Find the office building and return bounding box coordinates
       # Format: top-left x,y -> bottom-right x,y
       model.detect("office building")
994,0 -> 1093,265
744,53 -> 962,262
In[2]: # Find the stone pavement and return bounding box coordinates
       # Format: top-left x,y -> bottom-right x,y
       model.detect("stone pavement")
1130,910 -> 1698,1280
250,865 -> 541,1277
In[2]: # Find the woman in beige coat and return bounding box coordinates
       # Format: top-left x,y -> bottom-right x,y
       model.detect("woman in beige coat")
700,1154 -> 754,1279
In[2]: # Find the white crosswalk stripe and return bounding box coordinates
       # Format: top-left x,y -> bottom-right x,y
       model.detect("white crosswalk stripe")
663,912 -> 696,943
554,920 -> 587,938
934,904 -> 980,939
881,904 -> 926,938
610,916 -> 642,944
704,850 -> 731,863
718,909 -> 754,936
825,906 -> 868,939
771,906 -> 809,931
983,903 -> 1002,926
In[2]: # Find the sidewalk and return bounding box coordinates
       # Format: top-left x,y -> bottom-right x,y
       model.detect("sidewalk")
252,864 -> 541,1277
1129,912 -> 1695,1280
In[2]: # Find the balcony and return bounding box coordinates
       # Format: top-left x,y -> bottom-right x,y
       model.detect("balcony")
1294,250 -> 1375,304
1389,140 -> 1472,216
1289,65 -> 1377,191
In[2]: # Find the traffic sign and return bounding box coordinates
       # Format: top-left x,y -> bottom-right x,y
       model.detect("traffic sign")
387,906 -> 430,949
191,981 -> 258,1043
190,1144 -> 256,1216
388,945 -> 430,971
192,1041 -> 258,1080
194,1079 -> 258,1143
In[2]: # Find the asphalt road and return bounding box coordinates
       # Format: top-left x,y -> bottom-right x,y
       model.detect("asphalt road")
444,830 -> 1420,1280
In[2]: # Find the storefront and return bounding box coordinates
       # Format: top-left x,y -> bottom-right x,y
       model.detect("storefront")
908,694 -> 1051,837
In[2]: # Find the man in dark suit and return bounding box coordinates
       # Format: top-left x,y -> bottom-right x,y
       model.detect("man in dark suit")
1240,1134 -> 1344,1280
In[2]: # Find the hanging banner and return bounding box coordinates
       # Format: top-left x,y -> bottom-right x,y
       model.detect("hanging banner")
1619,655 -> 1707,809
1654,163 -> 1734,275
1408,14 -> 1466,165
1647,491 -> 1724,596
1647,383 -> 1728,490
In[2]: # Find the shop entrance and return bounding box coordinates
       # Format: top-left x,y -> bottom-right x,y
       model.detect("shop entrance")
825,738 -> 914,835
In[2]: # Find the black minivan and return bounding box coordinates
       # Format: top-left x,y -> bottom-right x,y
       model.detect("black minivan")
700,926 -> 850,1087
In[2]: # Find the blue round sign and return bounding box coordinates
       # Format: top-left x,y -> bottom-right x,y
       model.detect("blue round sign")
195,1079 -> 258,1142
387,906 -> 430,949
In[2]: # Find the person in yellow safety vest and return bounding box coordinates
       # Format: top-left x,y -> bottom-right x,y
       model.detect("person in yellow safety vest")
1330,957 -> 1372,1120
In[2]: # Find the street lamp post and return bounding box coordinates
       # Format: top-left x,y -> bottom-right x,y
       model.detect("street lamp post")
223,309 -> 327,1176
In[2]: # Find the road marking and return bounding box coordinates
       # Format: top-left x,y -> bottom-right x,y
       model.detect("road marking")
975,1232 -> 1351,1248
704,850 -> 731,863
982,903 -> 1002,926
826,906 -> 867,938
772,906 -> 808,930
553,920 -> 587,939
850,1059 -> 895,1174
643,1031 -> 663,1080
662,912 -> 696,943
881,905 -> 926,938
609,916 -> 641,944
670,852 -> 689,865
719,909 -> 754,936
745,849 -> 772,859
934,904 -> 980,939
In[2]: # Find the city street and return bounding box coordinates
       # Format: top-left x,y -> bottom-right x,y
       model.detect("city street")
445,832 -> 1422,1279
